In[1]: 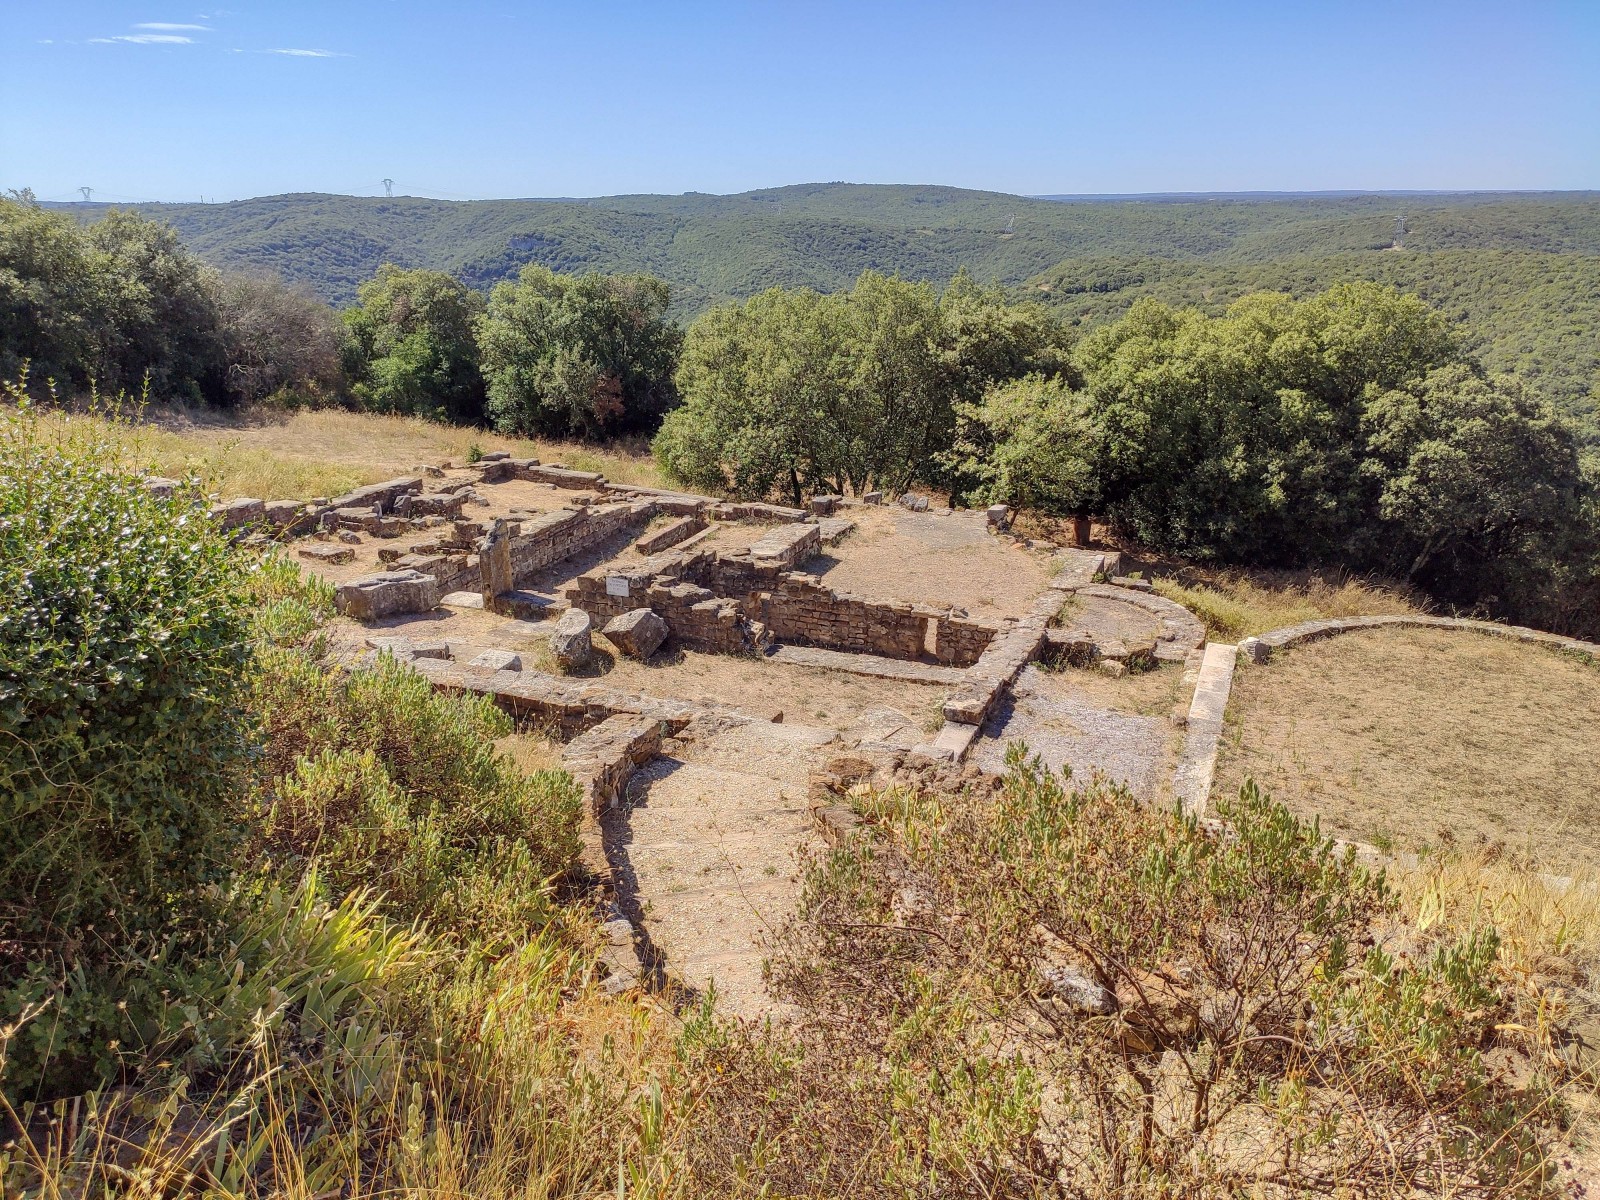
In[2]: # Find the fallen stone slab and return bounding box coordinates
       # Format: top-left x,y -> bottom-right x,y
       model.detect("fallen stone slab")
911,720 -> 981,763
298,543 -> 354,566
144,476 -> 180,499
335,569 -> 441,621
516,463 -> 605,489
602,608 -> 668,659
364,635 -> 450,661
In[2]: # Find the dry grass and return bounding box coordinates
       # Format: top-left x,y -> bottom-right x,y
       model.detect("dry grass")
38,403 -> 665,501
1151,567 -> 1419,639
1217,626 -> 1600,873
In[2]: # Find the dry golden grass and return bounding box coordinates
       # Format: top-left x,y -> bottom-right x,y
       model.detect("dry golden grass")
40,403 -> 666,501
1152,567 -> 1419,640
1217,626 -> 1600,873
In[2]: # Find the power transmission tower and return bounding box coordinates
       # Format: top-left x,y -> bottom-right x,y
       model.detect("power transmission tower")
382,178 -> 394,198
1394,213 -> 1406,248
1004,213 -> 1016,235
79,186 -> 93,202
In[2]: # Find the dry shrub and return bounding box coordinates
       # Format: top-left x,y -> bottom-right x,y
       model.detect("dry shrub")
685,751 -> 1571,1197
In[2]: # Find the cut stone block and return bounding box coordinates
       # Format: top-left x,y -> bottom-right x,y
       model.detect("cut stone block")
335,569 -> 441,621
440,590 -> 486,610
861,490 -> 884,505
986,503 -> 1011,529
468,648 -> 522,673
602,608 -> 668,659
211,497 -> 264,529
810,494 -> 841,516
549,608 -> 594,670
145,476 -> 179,499
298,543 -> 354,565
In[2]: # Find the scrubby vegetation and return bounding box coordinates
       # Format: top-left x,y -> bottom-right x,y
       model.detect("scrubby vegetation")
5,382 -> 1588,1196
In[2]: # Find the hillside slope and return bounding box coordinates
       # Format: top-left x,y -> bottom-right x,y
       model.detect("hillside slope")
53,184 -> 1600,309
1025,249 -> 1600,430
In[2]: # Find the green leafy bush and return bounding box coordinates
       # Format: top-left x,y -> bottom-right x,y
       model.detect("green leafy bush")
0,389 -> 252,957
248,649 -> 582,943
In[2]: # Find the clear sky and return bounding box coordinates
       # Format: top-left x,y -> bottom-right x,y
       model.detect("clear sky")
5,0 -> 1597,203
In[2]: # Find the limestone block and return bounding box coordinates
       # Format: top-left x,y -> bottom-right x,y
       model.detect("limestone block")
299,543 -> 354,565
986,503 -> 1011,530
335,569 -> 441,621
602,608 -> 668,659
145,476 -> 179,499
211,497 -> 264,529
468,648 -> 522,673
861,490 -> 884,505
549,608 -> 594,670
337,529 -> 361,545
810,494 -> 841,516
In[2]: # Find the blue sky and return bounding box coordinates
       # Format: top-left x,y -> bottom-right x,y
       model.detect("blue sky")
5,1 -> 1597,202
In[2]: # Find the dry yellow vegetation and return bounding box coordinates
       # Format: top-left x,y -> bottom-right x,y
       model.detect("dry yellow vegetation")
1151,567 -> 1419,639
1217,625 -> 1600,873
39,403 -> 666,500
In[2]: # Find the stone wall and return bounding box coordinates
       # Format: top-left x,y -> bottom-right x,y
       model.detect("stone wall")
505,501 -> 656,586
565,546 -> 1001,667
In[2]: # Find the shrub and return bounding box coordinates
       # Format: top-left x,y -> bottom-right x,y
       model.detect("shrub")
248,649 -> 583,943
0,388 -> 252,959
699,750 -> 1560,1197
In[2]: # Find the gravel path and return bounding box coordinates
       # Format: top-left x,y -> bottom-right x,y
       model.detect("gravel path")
975,665 -> 1171,796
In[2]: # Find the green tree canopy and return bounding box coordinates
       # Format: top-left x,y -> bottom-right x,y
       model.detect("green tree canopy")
343,264 -> 487,423
955,283 -> 1599,636
477,264 -> 680,439
656,269 -> 1071,500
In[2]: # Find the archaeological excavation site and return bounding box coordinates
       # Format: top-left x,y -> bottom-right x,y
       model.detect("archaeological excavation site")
201,454 -> 1217,1012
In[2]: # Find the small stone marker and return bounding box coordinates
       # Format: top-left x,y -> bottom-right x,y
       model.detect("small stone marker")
602,608 -> 668,659
986,503 -> 1011,530
861,490 -> 884,505
549,608 -> 594,670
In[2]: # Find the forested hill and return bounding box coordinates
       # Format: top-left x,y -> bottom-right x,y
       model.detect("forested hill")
51,184 -> 1600,430
51,184 -> 1600,308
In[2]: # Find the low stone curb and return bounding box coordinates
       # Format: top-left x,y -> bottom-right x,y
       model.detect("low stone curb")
1171,643 -> 1239,816
1239,614 -> 1600,663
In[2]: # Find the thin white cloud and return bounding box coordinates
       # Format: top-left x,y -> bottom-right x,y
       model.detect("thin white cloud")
90,33 -> 195,43
135,22 -> 210,31
37,38 -> 53,44
265,47 -> 348,57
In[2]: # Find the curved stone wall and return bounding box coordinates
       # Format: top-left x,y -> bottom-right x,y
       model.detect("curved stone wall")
1239,614 -> 1600,664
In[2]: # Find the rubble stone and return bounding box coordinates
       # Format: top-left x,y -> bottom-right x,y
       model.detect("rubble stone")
549,608 -> 594,670
602,608 -> 668,659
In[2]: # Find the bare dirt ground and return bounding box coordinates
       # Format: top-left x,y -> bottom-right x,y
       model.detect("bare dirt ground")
811,505 -> 1052,613
599,648 -> 949,730
1216,626 -> 1600,872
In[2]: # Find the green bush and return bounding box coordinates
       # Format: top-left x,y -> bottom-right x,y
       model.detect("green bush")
0,389 -> 252,956
248,649 -> 583,944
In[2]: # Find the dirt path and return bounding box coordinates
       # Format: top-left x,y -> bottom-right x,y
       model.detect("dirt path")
603,718 -> 840,1017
